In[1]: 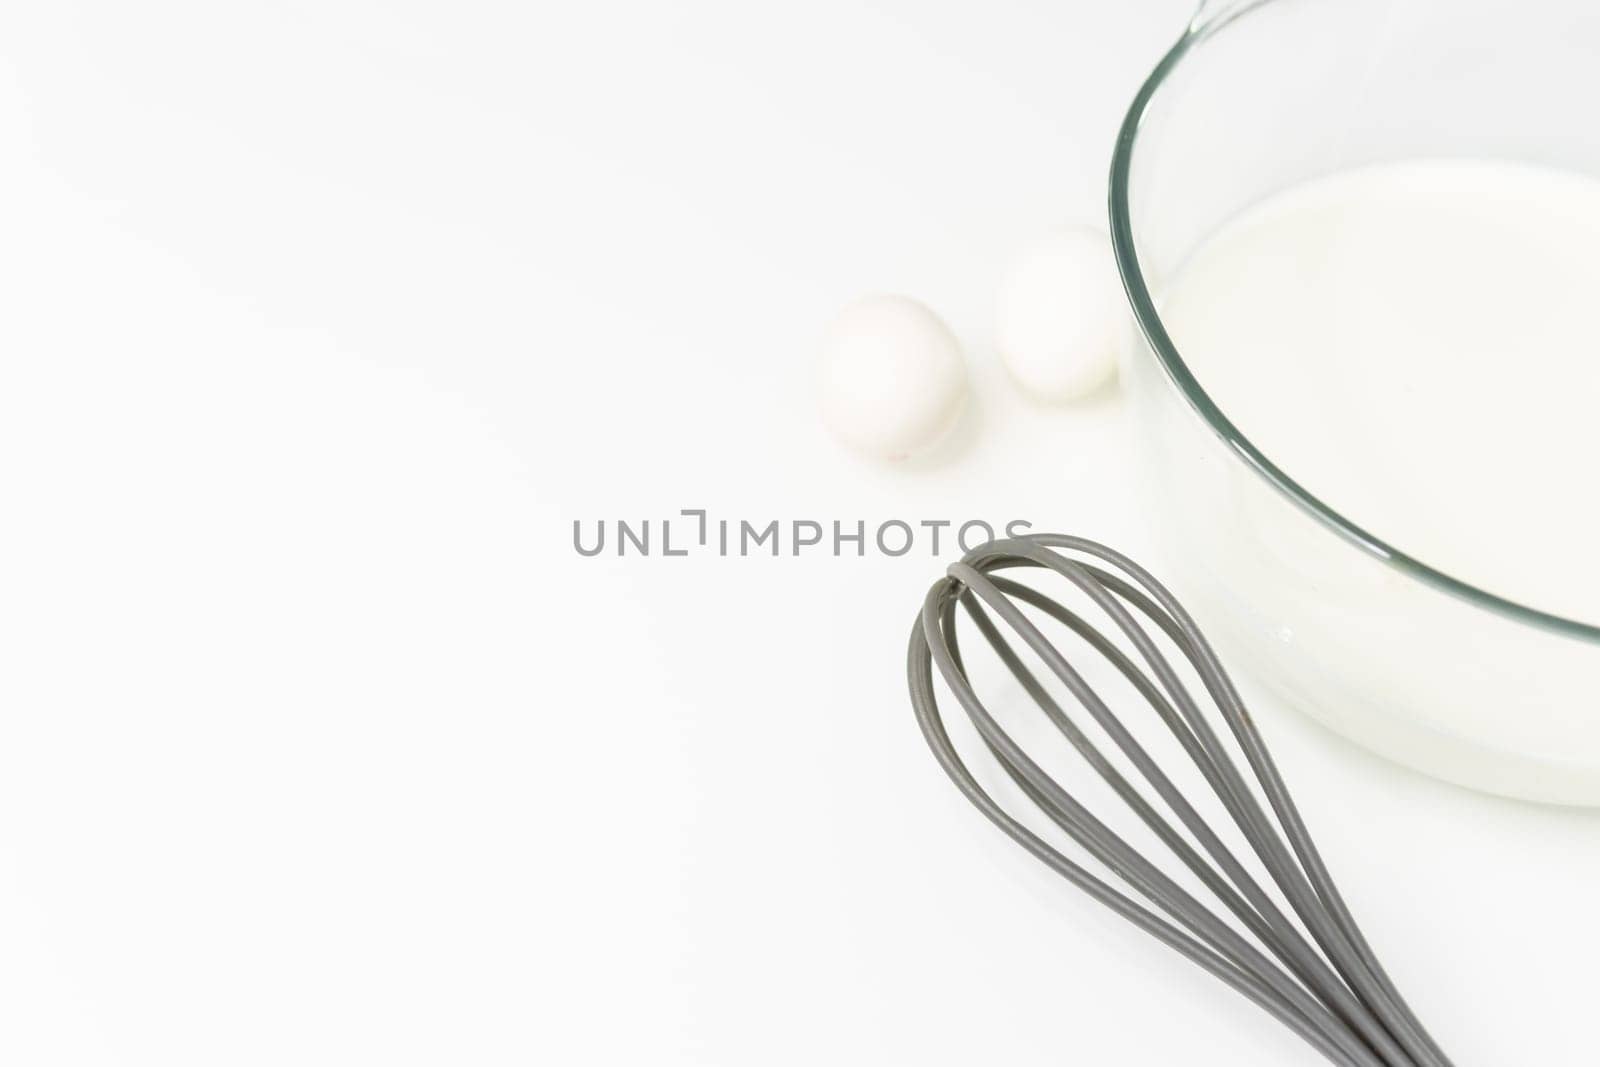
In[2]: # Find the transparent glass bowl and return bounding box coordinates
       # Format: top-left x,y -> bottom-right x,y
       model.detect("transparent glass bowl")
1110,0 -> 1600,804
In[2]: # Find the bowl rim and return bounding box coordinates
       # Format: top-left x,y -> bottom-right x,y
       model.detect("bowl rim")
1106,7 -> 1600,643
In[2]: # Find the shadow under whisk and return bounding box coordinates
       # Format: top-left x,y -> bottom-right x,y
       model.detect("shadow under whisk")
906,533 -> 1453,1067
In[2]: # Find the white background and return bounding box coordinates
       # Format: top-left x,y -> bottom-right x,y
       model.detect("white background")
1,1 -> 1597,1064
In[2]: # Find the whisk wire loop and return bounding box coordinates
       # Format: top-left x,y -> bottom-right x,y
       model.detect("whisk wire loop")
908,534 -> 1452,1067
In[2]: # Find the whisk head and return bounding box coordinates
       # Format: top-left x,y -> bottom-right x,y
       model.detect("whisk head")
907,534 -> 1452,1067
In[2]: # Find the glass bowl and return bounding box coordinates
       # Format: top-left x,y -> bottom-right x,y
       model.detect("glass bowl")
1109,0 -> 1600,804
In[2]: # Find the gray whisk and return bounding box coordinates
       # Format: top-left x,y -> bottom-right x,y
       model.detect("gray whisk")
907,533 -> 1452,1067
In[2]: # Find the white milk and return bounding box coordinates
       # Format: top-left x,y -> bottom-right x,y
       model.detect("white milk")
1158,159 -> 1600,626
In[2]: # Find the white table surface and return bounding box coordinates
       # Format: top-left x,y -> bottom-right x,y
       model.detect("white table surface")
1,1 -> 1596,1064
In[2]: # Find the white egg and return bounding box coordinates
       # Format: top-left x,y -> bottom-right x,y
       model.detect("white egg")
995,225 -> 1124,401
818,294 -> 967,461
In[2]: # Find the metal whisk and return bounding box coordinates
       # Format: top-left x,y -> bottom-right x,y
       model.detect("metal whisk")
907,533 -> 1453,1067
